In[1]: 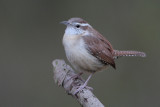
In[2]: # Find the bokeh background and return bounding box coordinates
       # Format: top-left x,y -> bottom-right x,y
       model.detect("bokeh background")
0,0 -> 160,107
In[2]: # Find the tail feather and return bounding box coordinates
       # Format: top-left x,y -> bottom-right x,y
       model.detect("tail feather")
113,50 -> 146,58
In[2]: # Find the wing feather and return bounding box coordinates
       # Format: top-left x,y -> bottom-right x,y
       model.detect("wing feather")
82,35 -> 116,69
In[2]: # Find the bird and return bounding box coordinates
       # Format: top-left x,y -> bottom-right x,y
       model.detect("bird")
61,17 -> 146,95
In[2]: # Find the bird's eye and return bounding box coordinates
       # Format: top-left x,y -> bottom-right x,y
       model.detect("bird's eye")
76,24 -> 80,28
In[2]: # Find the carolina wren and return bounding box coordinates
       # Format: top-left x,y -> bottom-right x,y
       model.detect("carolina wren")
61,17 -> 146,94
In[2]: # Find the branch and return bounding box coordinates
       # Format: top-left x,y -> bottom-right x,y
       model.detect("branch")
52,59 -> 104,107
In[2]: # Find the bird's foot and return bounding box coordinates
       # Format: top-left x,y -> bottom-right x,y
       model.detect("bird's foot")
73,74 -> 93,95
73,83 -> 87,95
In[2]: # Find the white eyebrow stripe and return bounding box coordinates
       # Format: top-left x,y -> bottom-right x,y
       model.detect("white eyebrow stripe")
75,23 -> 92,27
80,23 -> 90,26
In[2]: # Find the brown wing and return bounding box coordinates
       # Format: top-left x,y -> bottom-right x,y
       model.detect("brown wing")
82,35 -> 116,69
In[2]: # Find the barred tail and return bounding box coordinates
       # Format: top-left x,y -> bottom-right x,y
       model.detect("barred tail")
113,50 -> 146,58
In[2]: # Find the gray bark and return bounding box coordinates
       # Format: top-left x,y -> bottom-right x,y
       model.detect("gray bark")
52,59 -> 104,107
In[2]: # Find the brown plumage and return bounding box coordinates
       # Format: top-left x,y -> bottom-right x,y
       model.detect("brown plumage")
61,17 -> 146,95
79,19 -> 146,69
83,36 -> 116,69
113,50 -> 146,57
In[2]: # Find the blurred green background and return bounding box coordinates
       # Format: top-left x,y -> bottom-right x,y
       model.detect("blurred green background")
0,0 -> 160,107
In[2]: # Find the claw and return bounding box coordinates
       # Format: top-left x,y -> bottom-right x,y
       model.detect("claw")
85,86 -> 93,91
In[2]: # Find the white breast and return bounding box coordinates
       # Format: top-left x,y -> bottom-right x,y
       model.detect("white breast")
63,34 -> 104,73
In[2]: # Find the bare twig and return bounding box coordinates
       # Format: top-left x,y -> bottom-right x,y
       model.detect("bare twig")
52,59 -> 104,107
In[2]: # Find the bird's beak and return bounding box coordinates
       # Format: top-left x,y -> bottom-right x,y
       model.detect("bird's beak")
60,21 -> 69,26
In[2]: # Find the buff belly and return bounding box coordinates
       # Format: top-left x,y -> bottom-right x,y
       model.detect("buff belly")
63,35 -> 106,73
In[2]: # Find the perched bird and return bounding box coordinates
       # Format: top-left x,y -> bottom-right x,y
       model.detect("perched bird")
61,17 -> 146,94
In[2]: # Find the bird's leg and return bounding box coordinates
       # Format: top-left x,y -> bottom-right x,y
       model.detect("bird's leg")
74,73 -> 93,95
